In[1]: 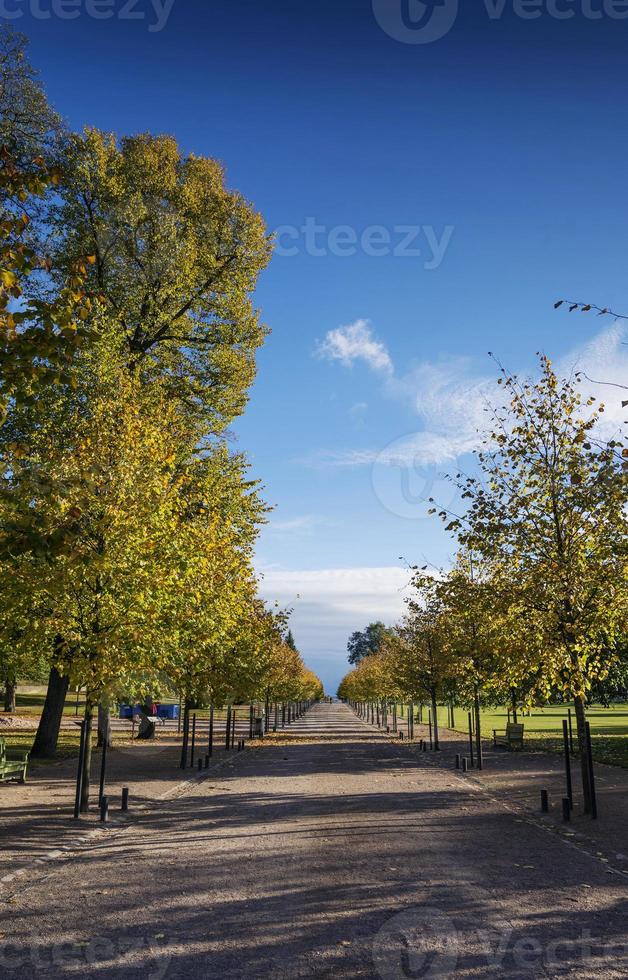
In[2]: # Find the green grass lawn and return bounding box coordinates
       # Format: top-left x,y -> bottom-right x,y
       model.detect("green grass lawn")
433,702 -> 628,769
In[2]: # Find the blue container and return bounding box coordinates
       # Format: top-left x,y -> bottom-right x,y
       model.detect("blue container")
156,703 -> 179,720
119,705 -> 133,719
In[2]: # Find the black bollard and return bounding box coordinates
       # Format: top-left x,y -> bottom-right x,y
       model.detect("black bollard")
121,787 -> 129,811
225,705 -> 232,750
462,758 -> 468,773
468,712 -> 475,769
562,797 -> 571,822
455,754 -> 460,770
562,720 -> 573,810
99,736 -> 108,806
73,719 -> 87,820
585,722 -> 598,820
99,795 -> 109,823
208,705 -> 214,757
567,708 -> 574,754
189,713 -> 196,768
198,757 -> 203,771
541,789 -> 549,813
204,754 -> 210,769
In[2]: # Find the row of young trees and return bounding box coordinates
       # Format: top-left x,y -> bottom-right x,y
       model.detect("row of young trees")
339,355 -> 627,811
0,29 -> 322,804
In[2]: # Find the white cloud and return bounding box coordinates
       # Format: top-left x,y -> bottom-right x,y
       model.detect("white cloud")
317,319 -> 393,374
257,565 -> 412,691
349,401 -> 368,417
313,318 -> 628,472
267,515 -> 330,534
558,324 -> 628,438
259,565 -> 410,635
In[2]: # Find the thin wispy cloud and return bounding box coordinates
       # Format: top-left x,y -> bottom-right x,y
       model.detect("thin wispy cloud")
317,319 -> 393,374
267,515 -> 331,534
311,319 -> 627,471
259,565 -> 411,622
558,324 -> 628,438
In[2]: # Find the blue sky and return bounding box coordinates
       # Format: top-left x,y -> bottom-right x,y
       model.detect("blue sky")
20,0 -> 628,690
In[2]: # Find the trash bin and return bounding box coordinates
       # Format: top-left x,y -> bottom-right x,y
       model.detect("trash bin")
253,716 -> 264,737
156,704 -> 179,720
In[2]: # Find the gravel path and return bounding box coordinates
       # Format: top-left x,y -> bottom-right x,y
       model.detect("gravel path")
1,702 -> 626,979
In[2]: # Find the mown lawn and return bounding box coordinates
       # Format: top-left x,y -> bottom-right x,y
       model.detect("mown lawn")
432,702 -> 628,769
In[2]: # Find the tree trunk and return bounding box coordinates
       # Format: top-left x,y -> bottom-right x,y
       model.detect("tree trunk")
510,688 -> 518,725
3,677 -> 16,712
573,694 -> 592,813
79,701 -> 94,813
31,663 -> 69,758
97,703 -> 112,748
431,688 -> 440,750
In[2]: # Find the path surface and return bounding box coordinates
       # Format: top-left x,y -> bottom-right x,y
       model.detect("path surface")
2,702 -> 627,979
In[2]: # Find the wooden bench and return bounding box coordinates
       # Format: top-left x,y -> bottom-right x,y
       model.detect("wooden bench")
0,736 -> 29,783
493,723 -> 524,750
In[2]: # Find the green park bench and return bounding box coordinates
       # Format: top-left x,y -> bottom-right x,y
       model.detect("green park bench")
493,722 -> 525,750
0,736 -> 29,783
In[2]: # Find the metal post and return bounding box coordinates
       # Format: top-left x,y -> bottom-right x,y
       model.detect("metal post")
585,722 -> 597,820
98,736 -> 108,806
225,705 -> 232,750
568,708 -> 574,754
249,703 -> 254,740
455,754 -> 460,769
474,695 -> 483,771
562,719 -> 573,811
462,758 -> 468,773
562,798 -> 571,822
468,712 -> 474,768
189,713 -> 196,768
179,705 -> 189,769
208,705 -> 214,756
121,787 -> 129,811
73,720 -> 87,820
198,757 -> 203,771
540,789 -> 549,813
